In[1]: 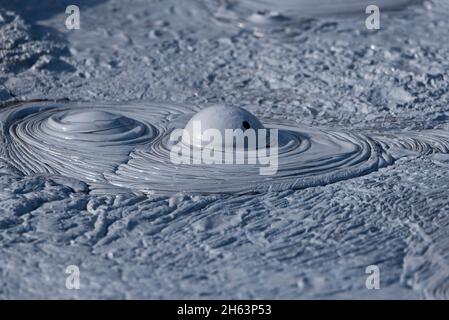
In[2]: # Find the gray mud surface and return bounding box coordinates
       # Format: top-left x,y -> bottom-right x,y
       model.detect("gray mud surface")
1,0 -> 449,299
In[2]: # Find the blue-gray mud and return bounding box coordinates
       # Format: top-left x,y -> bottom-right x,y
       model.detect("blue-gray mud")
1,0 -> 449,299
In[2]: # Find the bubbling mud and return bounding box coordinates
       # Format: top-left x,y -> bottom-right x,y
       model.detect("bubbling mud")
1,101 -> 448,195
109,122 -> 392,194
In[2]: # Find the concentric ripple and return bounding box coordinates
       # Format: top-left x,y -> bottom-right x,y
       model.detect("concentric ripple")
2,101 -> 449,195
375,130 -> 449,155
0,101 -> 180,190
213,0 -> 416,29
107,121 -> 393,194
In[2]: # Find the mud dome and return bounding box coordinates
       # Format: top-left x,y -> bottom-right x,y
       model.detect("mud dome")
181,105 -> 266,148
3,101 -> 449,195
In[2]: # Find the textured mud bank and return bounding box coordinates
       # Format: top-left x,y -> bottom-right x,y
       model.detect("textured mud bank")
1,0 -> 449,299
